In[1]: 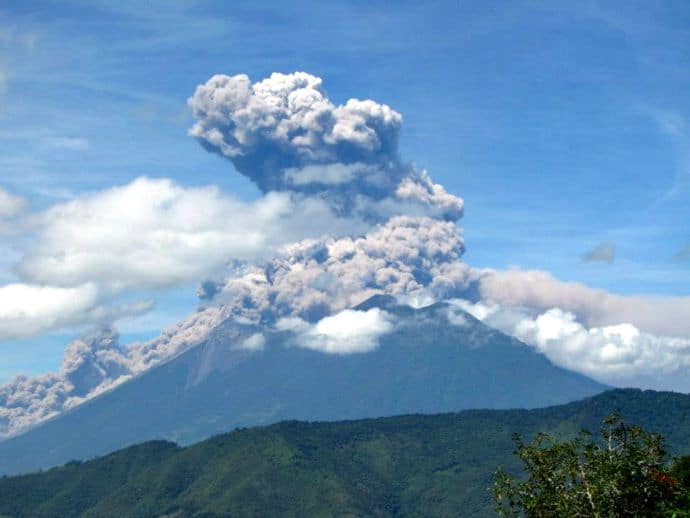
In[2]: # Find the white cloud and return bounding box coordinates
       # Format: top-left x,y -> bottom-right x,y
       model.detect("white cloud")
450,300 -> 690,389
0,187 -> 26,218
0,283 -> 98,340
0,282 -> 152,341
43,137 -> 90,151
280,308 -> 394,354
274,316 -> 310,333
1,72 -> 465,342
239,332 -> 265,351
445,307 -> 469,327
18,176 -> 367,291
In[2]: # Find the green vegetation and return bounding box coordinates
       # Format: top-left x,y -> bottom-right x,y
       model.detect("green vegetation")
1,389 -> 690,517
493,413 -> 690,516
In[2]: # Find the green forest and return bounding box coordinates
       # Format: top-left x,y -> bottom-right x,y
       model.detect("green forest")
1,388 -> 690,517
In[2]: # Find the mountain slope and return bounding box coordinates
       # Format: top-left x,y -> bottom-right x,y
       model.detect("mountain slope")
0,297 -> 606,476
1,389 -> 690,517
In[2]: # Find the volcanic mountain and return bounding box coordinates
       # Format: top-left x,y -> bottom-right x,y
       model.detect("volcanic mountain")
0,295 -> 606,476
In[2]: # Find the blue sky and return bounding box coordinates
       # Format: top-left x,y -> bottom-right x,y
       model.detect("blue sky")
0,0 -> 689,382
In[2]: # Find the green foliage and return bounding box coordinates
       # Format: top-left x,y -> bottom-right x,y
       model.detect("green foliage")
666,456 -> 690,517
0,389 -> 689,517
493,413 -> 690,517
671,456 -> 690,488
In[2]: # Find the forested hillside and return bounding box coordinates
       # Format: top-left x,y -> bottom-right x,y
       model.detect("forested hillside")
1,389 -> 689,517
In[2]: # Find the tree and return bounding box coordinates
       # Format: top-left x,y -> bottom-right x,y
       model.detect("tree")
668,456 -> 690,517
492,413 -> 690,517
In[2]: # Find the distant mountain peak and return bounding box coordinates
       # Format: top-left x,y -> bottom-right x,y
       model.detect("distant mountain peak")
353,294 -> 400,311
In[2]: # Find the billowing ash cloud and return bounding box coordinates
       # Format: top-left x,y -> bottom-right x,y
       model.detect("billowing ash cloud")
476,269 -> 690,337
205,215 -> 477,324
0,328 -> 128,437
188,72 -> 462,220
0,306 -> 227,438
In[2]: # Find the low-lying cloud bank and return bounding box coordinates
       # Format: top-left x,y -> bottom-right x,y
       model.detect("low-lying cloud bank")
449,300 -> 690,390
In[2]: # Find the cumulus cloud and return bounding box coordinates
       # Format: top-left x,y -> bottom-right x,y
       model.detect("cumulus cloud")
0,284 -> 98,339
278,308 -> 394,354
0,187 -> 26,219
239,332 -> 266,351
188,72 -> 462,220
449,300 -> 690,389
582,242 -> 616,263
0,283 -> 151,340
18,176 -> 368,291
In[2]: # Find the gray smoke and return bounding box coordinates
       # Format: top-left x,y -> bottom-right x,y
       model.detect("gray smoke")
188,72 -> 462,221
206,215 -> 478,324
0,306 -> 228,438
0,329 -> 128,437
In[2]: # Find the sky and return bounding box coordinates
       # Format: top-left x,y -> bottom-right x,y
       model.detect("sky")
0,1 -> 689,392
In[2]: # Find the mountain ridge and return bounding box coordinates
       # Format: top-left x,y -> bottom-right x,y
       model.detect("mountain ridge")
1,388 -> 689,517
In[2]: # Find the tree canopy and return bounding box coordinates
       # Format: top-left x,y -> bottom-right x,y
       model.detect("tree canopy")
493,413 -> 690,517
